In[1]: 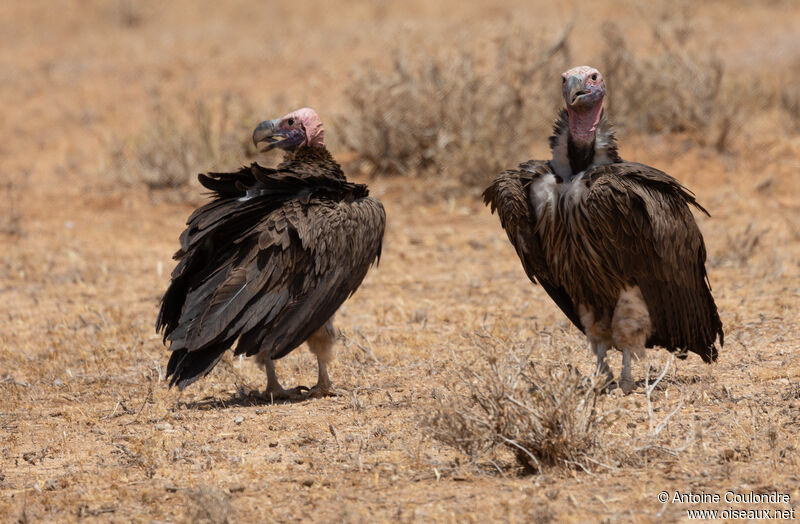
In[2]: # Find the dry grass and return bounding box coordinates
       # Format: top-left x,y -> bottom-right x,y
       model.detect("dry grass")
108,92 -> 261,192
338,25 -> 571,186
1,0 -> 799,521
339,1 -> 792,183
427,333 -> 610,474
600,5 -> 735,151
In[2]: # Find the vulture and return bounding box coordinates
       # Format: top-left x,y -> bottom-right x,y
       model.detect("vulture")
157,108 -> 385,399
483,66 -> 723,393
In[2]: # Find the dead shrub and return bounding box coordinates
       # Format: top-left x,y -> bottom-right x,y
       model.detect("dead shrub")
426,333 -> 613,474
338,25 -> 572,187
109,92 -> 261,192
710,221 -> 770,268
600,5 -> 742,151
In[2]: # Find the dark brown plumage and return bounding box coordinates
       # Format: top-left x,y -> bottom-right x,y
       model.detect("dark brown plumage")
484,66 -> 722,393
157,109 -> 385,395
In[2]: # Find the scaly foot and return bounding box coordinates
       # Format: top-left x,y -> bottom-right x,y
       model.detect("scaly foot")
306,382 -> 337,398
620,377 -> 636,395
261,385 -> 309,402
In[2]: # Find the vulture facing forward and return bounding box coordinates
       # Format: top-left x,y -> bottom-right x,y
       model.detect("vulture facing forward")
157,108 -> 385,398
484,66 -> 723,393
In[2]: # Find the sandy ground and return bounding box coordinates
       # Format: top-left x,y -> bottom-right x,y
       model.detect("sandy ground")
1,1 -> 799,522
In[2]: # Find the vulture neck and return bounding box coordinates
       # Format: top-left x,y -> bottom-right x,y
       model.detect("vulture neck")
549,109 -> 621,181
567,134 -> 595,175
280,146 -> 346,180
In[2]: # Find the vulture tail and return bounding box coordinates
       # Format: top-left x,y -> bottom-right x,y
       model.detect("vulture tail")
166,343 -> 230,390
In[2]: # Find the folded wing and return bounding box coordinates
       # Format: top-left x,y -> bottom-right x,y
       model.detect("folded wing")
157,165 -> 385,389
483,161 -> 584,332
581,162 -> 723,361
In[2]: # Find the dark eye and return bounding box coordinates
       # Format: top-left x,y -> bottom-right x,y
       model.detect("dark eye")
287,118 -> 295,126
591,73 -> 597,81
562,77 -> 566,84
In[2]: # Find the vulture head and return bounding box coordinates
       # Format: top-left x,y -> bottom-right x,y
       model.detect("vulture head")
252,107 -> 325,152
561,66 -> 605,144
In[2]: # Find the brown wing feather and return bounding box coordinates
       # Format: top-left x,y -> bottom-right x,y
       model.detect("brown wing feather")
159,152 -> 385,389
483,162 -> 583,331
232,196 -> 385,361
581,162 -> 723,361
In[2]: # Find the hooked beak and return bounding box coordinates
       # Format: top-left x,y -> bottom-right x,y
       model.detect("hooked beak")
252,118 -> 285,151
566,75 -> 589,106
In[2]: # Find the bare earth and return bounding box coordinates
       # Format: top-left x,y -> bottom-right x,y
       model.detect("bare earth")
1,1 -> 799,522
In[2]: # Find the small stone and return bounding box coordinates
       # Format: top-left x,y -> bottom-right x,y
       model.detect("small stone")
155,422 -> 172,431
233,416 -> 244,425
53,379 -> 64,387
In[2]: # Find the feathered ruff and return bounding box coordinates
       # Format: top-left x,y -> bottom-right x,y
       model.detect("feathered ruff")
157,147 -> 385,389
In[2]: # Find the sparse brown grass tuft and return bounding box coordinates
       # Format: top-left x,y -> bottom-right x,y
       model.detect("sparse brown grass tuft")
426,333 -> 612,474
3,1 -> 800,521
108,92 -> 261,193
710,222 -> 770,268
600,4 -> 743,152
338,26 -> 572,187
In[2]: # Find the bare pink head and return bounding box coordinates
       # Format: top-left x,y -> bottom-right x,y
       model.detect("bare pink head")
561,66 -> 606,144
252,107 -> 325,151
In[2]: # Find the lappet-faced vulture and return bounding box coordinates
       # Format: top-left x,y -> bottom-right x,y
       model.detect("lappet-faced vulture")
483,66 -> 723,393
157,108 -> 385,399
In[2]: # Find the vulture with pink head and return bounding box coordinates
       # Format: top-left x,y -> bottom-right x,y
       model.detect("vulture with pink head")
483,66 -> 723,393
157,108 -> 385,398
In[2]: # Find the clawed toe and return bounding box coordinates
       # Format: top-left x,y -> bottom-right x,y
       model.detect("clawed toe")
620,379 -> 636,395
261,385 -> 309,401
261,384 -> 336,401
306,384 -> 337,398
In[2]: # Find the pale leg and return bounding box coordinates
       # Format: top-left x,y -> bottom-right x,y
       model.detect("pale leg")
611,286 -> 651,395
592,341 -> 614,389
306,319 -> 336,397
620,347 -> 635,394
259,353 -> 308,401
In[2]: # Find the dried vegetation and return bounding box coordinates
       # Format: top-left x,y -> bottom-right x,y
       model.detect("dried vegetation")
339,3 -> 790,183
109,3 -> 793,193
2,0 -> 800,521
426,333 -> 610,474
108,92 -> 261,191
599,3 -> 762,153
337,26 -> 572,186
